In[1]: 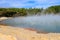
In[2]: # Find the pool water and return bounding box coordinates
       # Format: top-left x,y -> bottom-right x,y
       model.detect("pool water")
1,15 -> 60,33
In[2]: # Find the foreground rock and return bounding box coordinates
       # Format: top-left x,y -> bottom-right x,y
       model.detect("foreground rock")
0,25 -> 60,40
0,17 -> 8,21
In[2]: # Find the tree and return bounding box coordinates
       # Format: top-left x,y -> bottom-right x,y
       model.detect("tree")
45,5 -> 60,14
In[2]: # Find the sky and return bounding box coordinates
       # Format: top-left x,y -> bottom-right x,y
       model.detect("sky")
0,0 -> 60,8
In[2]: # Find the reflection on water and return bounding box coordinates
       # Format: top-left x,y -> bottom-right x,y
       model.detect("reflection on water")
1,15 -> 60,32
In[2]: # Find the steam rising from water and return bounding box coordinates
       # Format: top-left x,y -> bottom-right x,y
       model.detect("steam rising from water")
1,14 -> 60,32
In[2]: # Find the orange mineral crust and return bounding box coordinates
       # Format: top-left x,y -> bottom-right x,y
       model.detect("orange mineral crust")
0,25 -> 60,40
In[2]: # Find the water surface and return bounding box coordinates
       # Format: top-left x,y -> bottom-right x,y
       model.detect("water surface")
1,15 -> 60,32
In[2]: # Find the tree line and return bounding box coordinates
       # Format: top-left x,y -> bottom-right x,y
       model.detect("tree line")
0,5 -> 60,17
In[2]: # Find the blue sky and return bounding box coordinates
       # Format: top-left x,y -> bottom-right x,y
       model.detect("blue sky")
0,0 -> 60,8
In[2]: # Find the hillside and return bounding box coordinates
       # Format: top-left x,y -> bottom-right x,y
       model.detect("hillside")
0,5 -> 60,17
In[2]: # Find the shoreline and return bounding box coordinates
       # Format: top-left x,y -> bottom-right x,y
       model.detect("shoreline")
0,24 -> 49,34
0,17 -> 60,40
0,25 -> 60,40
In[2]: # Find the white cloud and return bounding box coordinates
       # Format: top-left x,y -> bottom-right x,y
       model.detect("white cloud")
33,0 -> 60,8
35,0 -> 59,3
7,0 -> 36,8
0,0 -> 60,8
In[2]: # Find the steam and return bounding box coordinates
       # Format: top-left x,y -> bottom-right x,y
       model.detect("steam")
1,14 -> 60,32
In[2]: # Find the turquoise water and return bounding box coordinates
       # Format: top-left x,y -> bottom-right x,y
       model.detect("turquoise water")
1,15 -> 60,32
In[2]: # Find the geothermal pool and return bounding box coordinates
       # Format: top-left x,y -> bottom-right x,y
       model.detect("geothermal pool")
1,15 -> 60,32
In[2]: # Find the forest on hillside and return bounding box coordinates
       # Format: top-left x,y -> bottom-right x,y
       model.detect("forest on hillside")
0,5 -> 60,17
